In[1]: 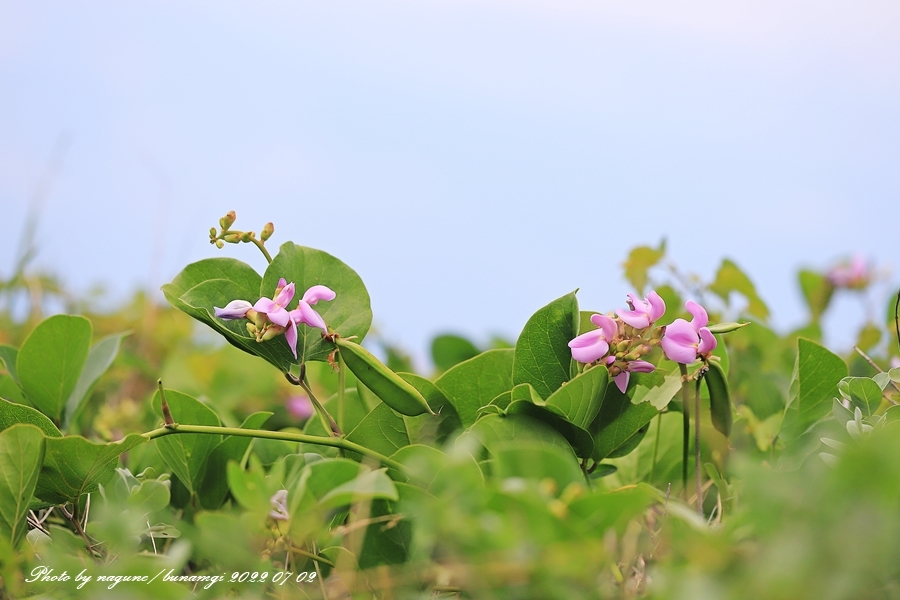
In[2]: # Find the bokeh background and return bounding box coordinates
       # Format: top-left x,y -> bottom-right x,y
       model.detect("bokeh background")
2,0 -> 898,366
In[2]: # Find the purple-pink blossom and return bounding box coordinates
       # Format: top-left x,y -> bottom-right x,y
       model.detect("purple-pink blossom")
285,284 -> 337,358
616,291 -> 666,329
214,299 -> 253,320
569,314 -> 618,364
827,255 -> 870,289
286,395 -> 314,420
269,489 -> 290,521
253,278 -> 295,327
612,359 -> 655,393
660,300 -> 717,364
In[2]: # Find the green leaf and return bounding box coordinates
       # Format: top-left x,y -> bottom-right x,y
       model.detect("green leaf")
0,425 -> 44,548
431,334 -> 480,373
0,346 -> 19,386
152,389 -> 222,495
783,339 -> 848,439
0,399 -> 63,437
590,384 -> 659,461
358,483 -> 418,568
710,258 -> 770,321
436,348 -> 515,428
468,413 -> 575,456
0,377 -> 26,407
36,434 -> 147,505
544,364 -> 608,429
346,402 -> 410,458
400,373 -> 462,445
198,411 -> 273,510
16,315 -> 92,422
512,291 -> 578,399
838,377 -> 883,419
493,441 -> 585,491
64,332 -> 129,428
855,322 -> 882,352
261,243 -> 373,363
319,468 -> 398,509
798,269 -> 834,321
633,371 -> 682,411
622,241 -> 666,293
505,400 -> 595,458
569,484 -> 657,535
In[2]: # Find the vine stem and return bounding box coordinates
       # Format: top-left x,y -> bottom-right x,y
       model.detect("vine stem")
251,238 -> 273,264
143,424 -> 406,473
650,412 -> 662,484
286,368 -> 341,437
679,363 -> 691,501
694,376 -> 703,517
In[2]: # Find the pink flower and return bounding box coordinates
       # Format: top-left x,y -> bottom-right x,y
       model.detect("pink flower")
612,359 -> 655,393
826,255 -> 870,289
269,489 -> 290,521
284,285 -> 337,358
214,299 -> 253,320
286,395 -> 314,420
569,314 -> 618,364
661,300 -> 717,364
253,278 -> 295,327
616,291 -> 666,329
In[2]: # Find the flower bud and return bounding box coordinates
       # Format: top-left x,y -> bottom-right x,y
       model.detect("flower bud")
624,350 -> 642,361
247,309 -> 266,330
209,227 -> 217,239
651,326 -> 665,339
637,344 -> 652,356
260,222 -> 274,241
706,321 -> 750,335
246,322 -> 258,336
615,351 -> 626,360
220,210 -> 236,230
260,324 -> 286,341
609,365 -> 623,377
223,233 -> 241,243
241,231 -> 254,242
615,340 -> 631,353
215,239 -> 224,249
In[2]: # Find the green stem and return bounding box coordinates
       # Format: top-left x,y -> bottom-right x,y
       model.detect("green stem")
251,238 -> 273,264
289,545 -> 335,568
679,363 -> 691,500
694,376 -> 703,517
286,370 -> 341,437
650,412 -> 662,483
143,424 -> 405,472
337,353 -> 347,433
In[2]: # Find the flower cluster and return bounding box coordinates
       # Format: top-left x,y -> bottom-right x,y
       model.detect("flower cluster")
826,255 -> 870,290
214,278 -> 335,359
569,290 -> 719,392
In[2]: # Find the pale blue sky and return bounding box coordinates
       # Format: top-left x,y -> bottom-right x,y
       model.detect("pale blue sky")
2,1 -> 898,364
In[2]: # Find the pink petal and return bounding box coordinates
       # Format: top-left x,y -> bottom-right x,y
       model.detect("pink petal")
685,300 -> 709,330
628,360 -> 656,373
590,314 -> 618,340
253,297 -> 277,313
616,309 -> 650,329
274,282 -> 296,307
614,371 -> 630,393
294,301 -> 328,332
285,320 -> 299,359
569,329 -> 609,363
660,319 -> 700,364
697,327 -> 717,355
267,306 -> 290,327
214,300 -> 252,319
302,285 -> 336,305
277,277 -> 287,288
647,291 -> 666,322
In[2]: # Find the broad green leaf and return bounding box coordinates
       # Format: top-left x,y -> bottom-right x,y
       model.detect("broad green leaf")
512,291 -> 578,399
152,389 -> 222,495
0,425 -> 44,547
710,258 -> 770,321
431,334 -> 480,373
705,361 -> 733,437
783,339 -> 848,438
36,434 -> 147,505
855,322 -> 882,353
798,269 -> 834,321
319,468 -> 398,509
436,348 -> 514,428
399,373 -> 462,445
506,400 -> 595,458
634,371 -> 683,410
590,384 -> 659,461
569,484 -> 657,535
63,332 -> 129,428
544,364 -> 608,429
346,402 -> 410,458
226,455 -> 284,515
838,377 -> 883,418
0,399 -> 62,437
0,346 -> 19,386
17,315 -> 92,422
199,411 -> 273,509
261,243 -> 373,363
126,479 -> 171,514
493,441 -> 585,491
358,483 -> 420,568
0,376 -> 26,406
622,241 -> 666,293
468,413 -> 574,456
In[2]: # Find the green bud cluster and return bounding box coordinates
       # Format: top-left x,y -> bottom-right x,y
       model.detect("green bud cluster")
208,210 -> 275,262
